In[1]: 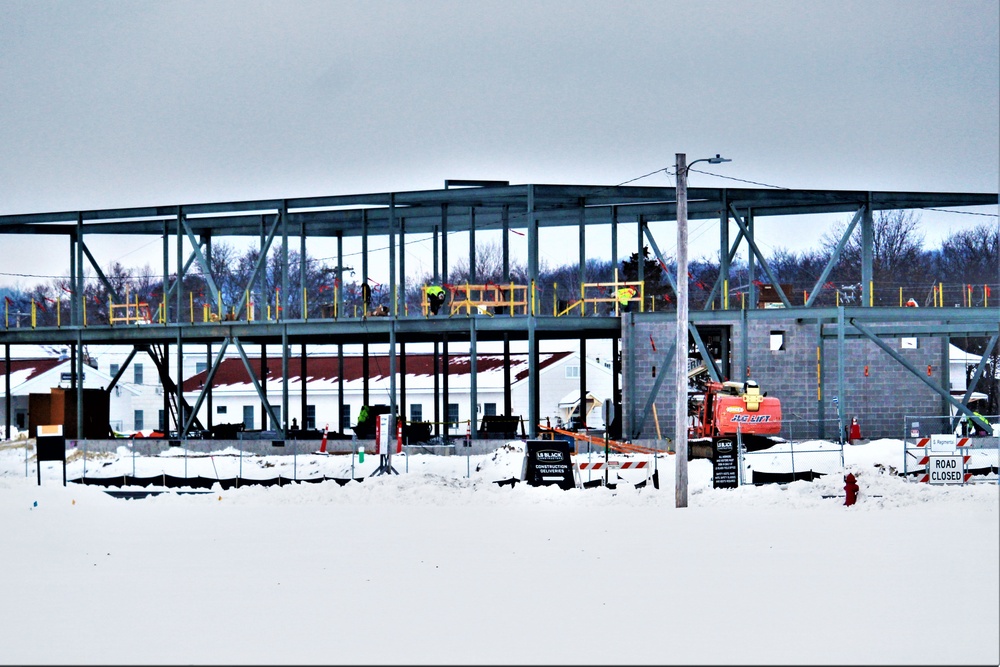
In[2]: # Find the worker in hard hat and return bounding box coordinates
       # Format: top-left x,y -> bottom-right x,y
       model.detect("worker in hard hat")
426,285 -> 447,315
617,285 -> 637,313
905,298 -> 919,307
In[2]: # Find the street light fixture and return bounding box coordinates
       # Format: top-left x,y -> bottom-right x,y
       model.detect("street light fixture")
674,153 -> 731,508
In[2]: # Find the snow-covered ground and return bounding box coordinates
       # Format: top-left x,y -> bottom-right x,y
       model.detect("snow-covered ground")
1,437 -> 997,665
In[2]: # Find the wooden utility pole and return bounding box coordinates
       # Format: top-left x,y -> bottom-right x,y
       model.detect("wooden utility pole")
675,153 -> 689,508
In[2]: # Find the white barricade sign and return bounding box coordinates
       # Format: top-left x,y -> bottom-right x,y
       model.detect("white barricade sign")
926,455 -> 965,485
929,434 -> 957,453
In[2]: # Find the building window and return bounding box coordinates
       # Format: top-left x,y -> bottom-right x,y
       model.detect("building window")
217,405 -> 227,414
410,403 -> 423,423
109,363 -> 120,377
134,363 -> 144,384
196,362 -> 208,374
566,365 -> 580,378
243,405 -> 254,429
158,410 -> 165,430
134,410 -> 144,431
447,403 -> 459,429
769,331 -> 785,351
340,404 -> 352,431
484,403 -> 497,417
306,405 -> 316,430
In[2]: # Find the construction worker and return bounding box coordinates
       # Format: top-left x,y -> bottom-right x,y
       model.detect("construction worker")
617,285 -> 637,312
361,282 -> 372,315
426,285 -> 447,315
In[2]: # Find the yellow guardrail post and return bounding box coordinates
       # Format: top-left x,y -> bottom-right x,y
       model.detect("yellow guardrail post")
639,282 -> 645,313
82,295 -> 87,327
303,287 -> 308,321
31,299 -> 36,328
869,280 -> 874,307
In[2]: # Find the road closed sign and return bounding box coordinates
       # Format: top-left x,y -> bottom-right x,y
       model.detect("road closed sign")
927,455 -> 965,485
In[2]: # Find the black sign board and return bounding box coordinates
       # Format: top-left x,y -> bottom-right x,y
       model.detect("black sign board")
36,430 -> 67,487
712,438 -> 739,489
522,440 -> 578,490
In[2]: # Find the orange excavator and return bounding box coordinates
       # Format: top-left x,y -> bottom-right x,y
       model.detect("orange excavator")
687,379 -> 783,458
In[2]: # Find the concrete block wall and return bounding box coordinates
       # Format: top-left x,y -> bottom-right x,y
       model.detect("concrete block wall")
624,314 -> 949,441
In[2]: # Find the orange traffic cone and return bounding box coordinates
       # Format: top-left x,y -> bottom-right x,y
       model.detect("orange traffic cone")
318,424 -> 329,454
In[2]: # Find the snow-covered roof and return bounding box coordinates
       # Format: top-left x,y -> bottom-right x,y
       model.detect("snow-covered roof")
181,351 -> 573,393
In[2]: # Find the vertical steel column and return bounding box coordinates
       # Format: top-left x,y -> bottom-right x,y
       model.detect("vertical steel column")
388,195 -> 397,440
206,343 -> 213,430
433,343 -> 440,437
940,336 -> 951,417
70,218 -> 78,326
300,342 -> 307,429
837,305 -> 846,440
862,193 -> 874,307
75,329 -> 83,441
281,326 -> 289,435
816,320 -> 825,439
176,328 -> 183,437
579,200 -> 587,427
362,210 -> 369,406
433,223 -> 440,284
362,210 -> 369,298
261,345 -> 268,430
501,205 -> 509,282
637,218 -> 645,287
299,216 -> 306,319
400,342 -> 407,430
469,207 -> 476,284
611,205 -> 618,282
399,217 -> 406,316
337,346 -> 344,432
75,214 -> 83,441
747,209 -> 756,310
442,334 -> 449,438
719,193 -> 729,310
281,201 -> 289,320
176,211 -> 183,325
441,204 -> 449,437
162,341 -> 170,432
389,195 -> 396,316
470,318 -> 477,441
502,204 -> 512,417
611,205 -> 620,431
258,216 -> 265,321
527,185 -> 539,437
740,308 -> 749,383
4,345 -> 10,440
336,232 -> 344,317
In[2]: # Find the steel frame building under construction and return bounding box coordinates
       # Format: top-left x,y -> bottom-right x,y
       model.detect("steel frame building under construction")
1,179 -> 997,444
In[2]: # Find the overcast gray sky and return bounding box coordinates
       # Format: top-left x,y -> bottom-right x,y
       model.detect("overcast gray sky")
0,0 -> 997,286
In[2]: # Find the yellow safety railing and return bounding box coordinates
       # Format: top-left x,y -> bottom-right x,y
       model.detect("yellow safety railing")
552,280 -> 644,316
424,282 -> 530,317
109,287 -> 152,325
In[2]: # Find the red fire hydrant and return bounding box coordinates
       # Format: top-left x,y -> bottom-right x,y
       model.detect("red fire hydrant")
844,473 -> 859,507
